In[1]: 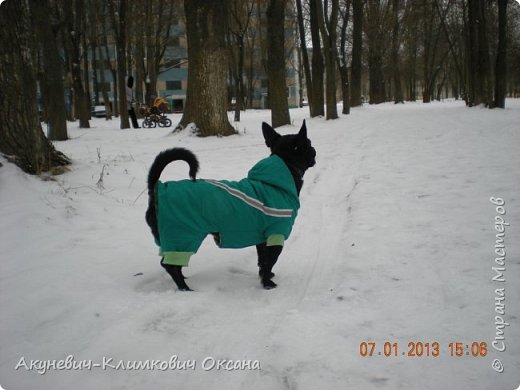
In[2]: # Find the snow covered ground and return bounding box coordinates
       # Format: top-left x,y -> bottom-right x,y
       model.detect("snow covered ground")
1,100 -> 519,389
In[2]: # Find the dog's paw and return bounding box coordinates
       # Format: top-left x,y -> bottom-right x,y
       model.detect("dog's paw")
262,279 -> 277,290
259,270 -> 275,279
176,281 -> 193,291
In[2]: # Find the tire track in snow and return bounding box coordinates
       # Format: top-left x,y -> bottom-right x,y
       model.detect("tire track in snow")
288,136 -> 366,304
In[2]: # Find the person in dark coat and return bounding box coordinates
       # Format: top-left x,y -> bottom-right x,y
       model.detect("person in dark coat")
126,76 -> 140,128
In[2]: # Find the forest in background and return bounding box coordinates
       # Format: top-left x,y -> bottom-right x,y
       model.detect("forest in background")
0,0 -> 519,174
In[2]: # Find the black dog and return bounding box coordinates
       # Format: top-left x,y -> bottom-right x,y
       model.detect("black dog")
145,121 -> 316,291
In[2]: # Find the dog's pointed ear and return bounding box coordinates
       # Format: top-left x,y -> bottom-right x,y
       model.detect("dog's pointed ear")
298,120 -> 307,140
262,122 -> 281,148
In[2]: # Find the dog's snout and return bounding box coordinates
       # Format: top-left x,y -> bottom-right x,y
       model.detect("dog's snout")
309,148 -> 317,167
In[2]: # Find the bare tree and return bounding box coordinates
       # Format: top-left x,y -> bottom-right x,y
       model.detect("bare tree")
0,0 -> 70,174
244,3 -> 261,109
391,0 -> 403,103
91,0 -> 113,119
100,5 -> 119,116
315,0 -> 339,119
421,0 -> 447,103
295,0 -> 315,114
309,0 -> 325,116
494,0 -> 507,108
337,0 -> 351,115
29,0 -> 68,140
228,0 -> 255,122
365,0 -> 391,104
62,0 -> 90,127
266,0 -> 291,127
434,0 -> 464,100
140,0 -> 177,103
108,0 -> 130,129
350,0 -> 363,106
402,0 -> 419,101
178,0 -> 235,136
466,0 -> 492,106
295,0 -> 324,117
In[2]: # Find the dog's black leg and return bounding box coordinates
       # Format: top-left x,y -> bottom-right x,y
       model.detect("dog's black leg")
256,244 -> 282,289
256,243 -> 275,278
160,258 -> 192,291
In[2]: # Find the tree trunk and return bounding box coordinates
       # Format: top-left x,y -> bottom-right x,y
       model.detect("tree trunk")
143,0 -> 153,104
64,0 -> 90,128
29,0 -> 68,140
350,0 -> 363,106
97,45 -> 113,119
228,30 -> 245,122
467,0 -> 491,106
134,2 -> 145,107
178,0 -> 235,136
434,0 -> 464,96
309,0 -> 325,116
246,30 -> 256,109
295,0 -> 314,114
421,0 -> 442,103
101,13 -> 118,116
315,0 -> 339,120
391,0 -> 404,103
91,41 -> 100,106
82,22 -> 92,118
234,34 -> 245,122
0,0 -> 70,174
338,64 -> 350,115
93,1 -> 113,119
109,0 -> 130,129
266,0 -> 291,127
494,0 -> 507,109
368,52 -> 385,104
403,1 -> 419,102
337,0 -> 351,115
228,0 -> 254,122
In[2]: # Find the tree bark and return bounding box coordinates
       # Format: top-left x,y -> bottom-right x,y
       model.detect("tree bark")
93,1 -> 113,119
350,0 -> 363,106
229,0 -> 254,122
295,0 -> 314,114
391,0 -> 404,103
315,0 -> 339,119
494,0 -> 507,109
101,12 -> 119,116
109,0 -> 130,129
234,34 -> 245,122
434,0 -> 464,96
337,0 -> 351,115
178,0 -> 235,136
29,0 -> 68,141
467,0 -> 491,106
266,0 -> 291,127
63,0 -> 90,128
403,1 -> 418,101
309,0 -> 325,116
0,0 -> 70,174
366,0 -> 387,104
421,0 -> 445,103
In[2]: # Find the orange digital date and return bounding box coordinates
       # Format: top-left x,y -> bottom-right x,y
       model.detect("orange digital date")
359,341 -> 487,357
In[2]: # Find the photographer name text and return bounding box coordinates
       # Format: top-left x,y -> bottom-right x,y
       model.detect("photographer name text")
14,354 -> 260,375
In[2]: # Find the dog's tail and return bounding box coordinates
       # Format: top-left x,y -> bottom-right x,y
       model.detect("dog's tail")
146,148 -> 199,241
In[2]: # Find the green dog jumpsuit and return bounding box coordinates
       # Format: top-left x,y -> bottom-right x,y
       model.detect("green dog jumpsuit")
154,155 -> 300,266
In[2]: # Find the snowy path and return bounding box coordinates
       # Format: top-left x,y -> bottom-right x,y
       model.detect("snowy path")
1,101 -> 519,389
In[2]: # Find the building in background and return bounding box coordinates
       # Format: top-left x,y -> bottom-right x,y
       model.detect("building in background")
89,2 -> 300,112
